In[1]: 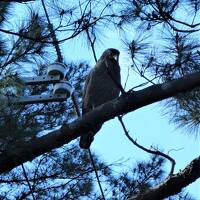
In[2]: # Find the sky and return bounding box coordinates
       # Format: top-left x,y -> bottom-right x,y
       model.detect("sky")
63,28 -> 200,198
5,1 -> 200,199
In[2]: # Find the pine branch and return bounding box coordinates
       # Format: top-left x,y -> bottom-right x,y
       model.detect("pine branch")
0,0 -> 34,2
0,28 -> 51,44
128,156 -> 200,200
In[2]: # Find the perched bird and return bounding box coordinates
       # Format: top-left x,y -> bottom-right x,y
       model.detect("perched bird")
79,48 -> 121,149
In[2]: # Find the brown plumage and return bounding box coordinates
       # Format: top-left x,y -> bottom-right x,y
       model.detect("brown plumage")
79,48 -> 121,149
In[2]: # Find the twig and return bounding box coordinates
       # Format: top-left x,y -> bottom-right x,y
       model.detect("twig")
124,66 -> 130,90
21,164 -> 36,200
41,0 -> 63,63
86,28 -> 97,62
118,116 -> 176,176
88,149 -> 106,200
132,61 -> 156,85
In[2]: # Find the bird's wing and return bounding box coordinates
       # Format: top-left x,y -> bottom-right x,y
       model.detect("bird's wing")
82,69 -> 93,114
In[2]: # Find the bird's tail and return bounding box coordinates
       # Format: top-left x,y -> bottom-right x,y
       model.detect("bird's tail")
79,124 -> 102,149
79,131 -> 94,149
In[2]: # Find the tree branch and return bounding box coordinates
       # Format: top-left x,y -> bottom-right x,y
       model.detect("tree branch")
128,155 -> 200,200
0,28 -> 51,44
118,116 -> 176,176
0,0 -> 34,2
0,71 -> 200,174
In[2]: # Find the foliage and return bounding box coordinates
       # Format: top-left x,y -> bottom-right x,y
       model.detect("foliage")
106,155 -> 165,199
118,1 -> 200,132
0,0 -> 199,199
0,151 -> 195,199
0,144 -> 110,199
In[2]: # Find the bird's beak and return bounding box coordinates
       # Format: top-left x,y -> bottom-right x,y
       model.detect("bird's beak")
113,54 -> 119,62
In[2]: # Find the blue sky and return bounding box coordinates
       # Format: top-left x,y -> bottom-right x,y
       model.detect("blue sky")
8,2 -> 200,198
63,28 -> 200,198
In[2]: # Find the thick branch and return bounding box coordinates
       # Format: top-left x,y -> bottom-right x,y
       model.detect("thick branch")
128,156 -> 200,200
0,71 -> 200,174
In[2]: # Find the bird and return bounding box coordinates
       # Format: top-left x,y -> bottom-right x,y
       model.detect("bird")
79,48 -> 121,149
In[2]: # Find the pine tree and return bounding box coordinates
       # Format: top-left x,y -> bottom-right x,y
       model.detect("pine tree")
0,1 -> 199,199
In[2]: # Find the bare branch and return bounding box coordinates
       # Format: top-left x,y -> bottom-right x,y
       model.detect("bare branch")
118,116 -> 175,176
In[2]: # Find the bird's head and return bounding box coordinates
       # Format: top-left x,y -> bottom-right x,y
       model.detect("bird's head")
101,48 -> 120,63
